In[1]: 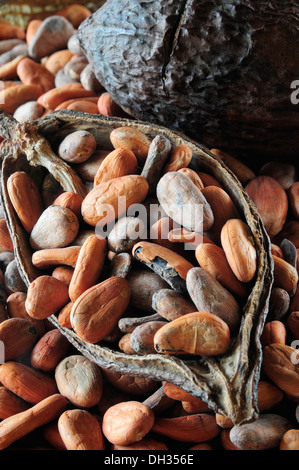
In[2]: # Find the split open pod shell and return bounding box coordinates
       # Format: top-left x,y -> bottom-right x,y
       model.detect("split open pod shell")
0,109 -> 273,425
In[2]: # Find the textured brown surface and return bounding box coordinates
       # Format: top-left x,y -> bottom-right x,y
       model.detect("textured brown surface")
78,0 -> 299,162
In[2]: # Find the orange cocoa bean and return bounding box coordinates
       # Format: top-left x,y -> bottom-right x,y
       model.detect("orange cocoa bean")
37,83 -> 97,110
154,311 -> 230,356
0,386 -> 30,419
152,413 -> 220,443
0,84 -> 42,115
94,148 -> 138,186
110,126 -> 152,164
52,191 -> 83,219
69,234 -> 107,302
0,362 -> 58,404
0,317 -> 38,361
261,321 -> 287,347
0,219 -> 14,252
32,246 -> 81,269
221,218 -> 257,283
25,275 -> 69,320
30,328 -> 70,372
17,57 -> 55,93
44,49 -> 74,75
70,277 -> 130,343
163,144 -> 193,173
81,175 -> 149,227
58,409 -> 105,450
52,266 -> 74,286
0,21 -> 25,40
102,401 -> 155,445
0,394 -> 66,450
7,171 -> 44,233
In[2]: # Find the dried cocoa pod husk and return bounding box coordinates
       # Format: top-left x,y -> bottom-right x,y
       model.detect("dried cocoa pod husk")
0,110 -> 273,425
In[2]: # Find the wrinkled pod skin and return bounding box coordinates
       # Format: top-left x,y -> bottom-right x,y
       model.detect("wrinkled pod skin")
78,0 -> 299,163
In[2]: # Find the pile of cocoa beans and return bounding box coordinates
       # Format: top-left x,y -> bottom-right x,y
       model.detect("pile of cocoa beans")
0,3 -> 127,128
0,123 -> 297,450
0,4 -> 298,453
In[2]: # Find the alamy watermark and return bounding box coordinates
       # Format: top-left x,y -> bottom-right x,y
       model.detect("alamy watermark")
290,80 -> 299,105
94,198 -> 204,250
